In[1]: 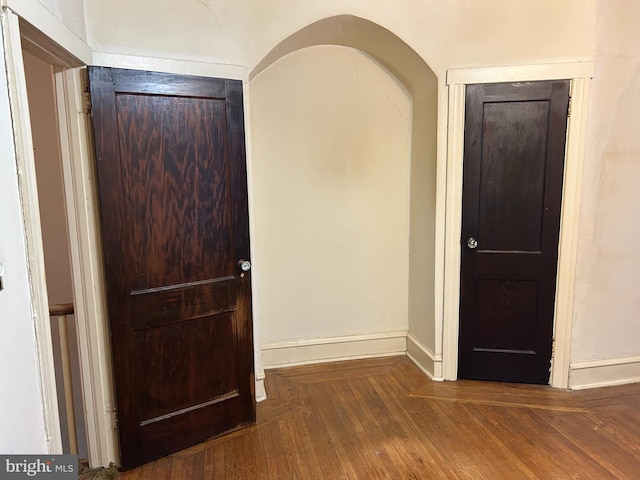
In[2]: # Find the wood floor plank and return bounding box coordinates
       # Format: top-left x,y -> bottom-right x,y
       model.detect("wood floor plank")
119,356 -> 640,479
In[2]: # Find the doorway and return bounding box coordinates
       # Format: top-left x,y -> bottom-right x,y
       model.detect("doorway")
442,65 -> 593,387
457,80 -> 570,384
22,48 -> 89,457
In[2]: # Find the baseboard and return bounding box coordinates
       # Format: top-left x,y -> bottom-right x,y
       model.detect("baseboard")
255,369 -> 267,402
569,355 -> 640,390
406,333 -> 443,381
261,331 -> 407,369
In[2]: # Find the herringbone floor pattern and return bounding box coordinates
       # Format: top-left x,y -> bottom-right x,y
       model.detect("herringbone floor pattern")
120,356 -> 640,479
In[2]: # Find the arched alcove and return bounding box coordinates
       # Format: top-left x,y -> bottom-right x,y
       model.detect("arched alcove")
249,15 -> 438,370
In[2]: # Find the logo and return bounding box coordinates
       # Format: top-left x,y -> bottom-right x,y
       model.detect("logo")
0,455 -> 77,479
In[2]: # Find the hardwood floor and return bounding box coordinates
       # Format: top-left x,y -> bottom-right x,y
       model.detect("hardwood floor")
120,356 -> 640,479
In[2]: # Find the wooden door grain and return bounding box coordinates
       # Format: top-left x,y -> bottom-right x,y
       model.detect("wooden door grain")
458,81 -> 570,384
88,67 -> 255,469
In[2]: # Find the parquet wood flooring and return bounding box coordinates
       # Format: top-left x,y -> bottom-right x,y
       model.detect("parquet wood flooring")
119,356 -> 640,479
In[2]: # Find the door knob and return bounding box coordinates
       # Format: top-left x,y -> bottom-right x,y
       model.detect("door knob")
467,237 -> 478,249
237,260 -> 251,272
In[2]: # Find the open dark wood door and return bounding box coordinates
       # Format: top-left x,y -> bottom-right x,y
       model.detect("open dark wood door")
88,67 -> 255,469
458,80 -> 569,384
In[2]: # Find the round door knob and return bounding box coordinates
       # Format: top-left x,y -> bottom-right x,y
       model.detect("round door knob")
467,237 -> 478,249
238,260 -> 252,272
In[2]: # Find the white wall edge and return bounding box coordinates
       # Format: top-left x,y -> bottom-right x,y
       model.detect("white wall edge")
1,8 -> 62,453
446,61 -> 594,85
406,333 -> 443,381
262,331 -> 407,369
91,52 -> 248,81
441,83 -> 465,381
3,0 -> 92,64
56,67 -> 119,468
569,356 -> 640,390
433,77 -> 449,363
242,80 -> 265,404
550,77 -> 591,388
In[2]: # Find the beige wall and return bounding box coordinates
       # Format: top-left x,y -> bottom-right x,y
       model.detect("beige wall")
250,45 -> 411,343
572,0 -> 640,363
85,0 -> 596,75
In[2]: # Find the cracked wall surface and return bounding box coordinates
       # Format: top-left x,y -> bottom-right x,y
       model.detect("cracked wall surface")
572,0 -> 640,363
36,0 -> 87,41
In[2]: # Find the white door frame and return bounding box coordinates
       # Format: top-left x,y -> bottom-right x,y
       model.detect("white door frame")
55,67 -> 119,467
441,62 -> 593,388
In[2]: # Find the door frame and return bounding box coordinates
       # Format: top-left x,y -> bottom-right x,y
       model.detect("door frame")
441,63 -> 593,388
4,2 -> 264,466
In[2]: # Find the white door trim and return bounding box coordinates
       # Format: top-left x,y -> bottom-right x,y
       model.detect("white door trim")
442,63 -> 593,387
55,68 -> 119,467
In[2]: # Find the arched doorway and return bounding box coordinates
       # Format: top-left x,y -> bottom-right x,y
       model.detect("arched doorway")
249,15 -> 439,374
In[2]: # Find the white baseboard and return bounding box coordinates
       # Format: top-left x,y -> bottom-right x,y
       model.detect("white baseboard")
261,331 -> 407,369
569,355 -> 640,390
255,369 -> 267,402
406,333 -> 443,381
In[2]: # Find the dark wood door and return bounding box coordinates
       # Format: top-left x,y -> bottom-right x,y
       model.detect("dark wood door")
458,80 -> 570,384
88,67 -> 255,469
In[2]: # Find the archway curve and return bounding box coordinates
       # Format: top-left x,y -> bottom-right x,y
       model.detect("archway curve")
250,15 -> 440,378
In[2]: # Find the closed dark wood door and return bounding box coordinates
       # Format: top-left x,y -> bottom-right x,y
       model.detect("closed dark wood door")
458,80 -> 570,384
88,67 -> 255,469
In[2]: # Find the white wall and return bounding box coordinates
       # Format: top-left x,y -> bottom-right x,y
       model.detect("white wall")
0,27 -> 48,454
572,1 -> 640,364
250,45 -> 411,346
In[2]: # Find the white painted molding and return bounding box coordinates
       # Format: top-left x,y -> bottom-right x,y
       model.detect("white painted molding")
550,78 -> 591,389
261,332 -> 407,369
406,333 -> 443,381
91,52 -> 248,81
3,0 -> 91,64
569,356 -> 640,390
1,9 -> 62,453
441,83 -> 465,381
56,67 -> 119,468
243,80 -> 267,404
255,369 -> 266,403
446,61 -> 594,85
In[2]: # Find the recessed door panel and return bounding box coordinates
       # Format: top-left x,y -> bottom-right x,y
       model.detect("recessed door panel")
459,80 -> 569,384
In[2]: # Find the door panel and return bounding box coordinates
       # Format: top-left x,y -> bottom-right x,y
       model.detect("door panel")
458,80 -> 569,384
88,67 -> 255,469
